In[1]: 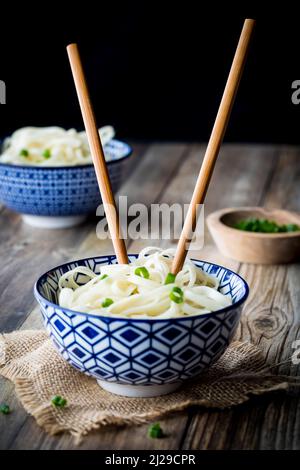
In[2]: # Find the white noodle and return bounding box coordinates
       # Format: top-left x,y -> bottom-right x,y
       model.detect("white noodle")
58,247 -> 232,318
0,126 -> 115,166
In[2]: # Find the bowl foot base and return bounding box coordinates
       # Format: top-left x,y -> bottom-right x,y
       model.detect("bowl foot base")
22,214 -> 87,229
97,380 -> 181,397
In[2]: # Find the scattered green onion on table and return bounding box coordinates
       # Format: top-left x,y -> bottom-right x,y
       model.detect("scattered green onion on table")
0,403 -> 11,415
148,422 -> 164,439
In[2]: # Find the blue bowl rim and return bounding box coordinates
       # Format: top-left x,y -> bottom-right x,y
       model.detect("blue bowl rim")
34,254 -> 250,323
0,138 -> 132,171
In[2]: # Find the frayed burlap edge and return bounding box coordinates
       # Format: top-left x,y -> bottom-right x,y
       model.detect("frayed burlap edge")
12,377 -> 294,443
0,331 -> 299,443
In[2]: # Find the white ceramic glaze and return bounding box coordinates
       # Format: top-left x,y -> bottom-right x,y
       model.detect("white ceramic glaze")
98,380 -> 181,397
23,214 -> 87,229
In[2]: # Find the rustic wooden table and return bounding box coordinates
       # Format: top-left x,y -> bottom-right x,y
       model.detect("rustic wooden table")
0,143 -> 299,450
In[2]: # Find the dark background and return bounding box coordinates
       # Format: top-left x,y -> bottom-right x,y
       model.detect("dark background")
0,2 -> 300,143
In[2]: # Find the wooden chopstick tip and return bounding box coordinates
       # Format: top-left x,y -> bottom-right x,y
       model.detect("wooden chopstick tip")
244,18 -> 256,29
66,43 -> 78,53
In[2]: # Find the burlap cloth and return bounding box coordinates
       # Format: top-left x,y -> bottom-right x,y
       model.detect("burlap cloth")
0,330 -> 298,442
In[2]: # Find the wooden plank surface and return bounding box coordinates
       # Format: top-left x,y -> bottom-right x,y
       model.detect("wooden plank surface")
0,143 -> 299,450
182,145 -> 300,451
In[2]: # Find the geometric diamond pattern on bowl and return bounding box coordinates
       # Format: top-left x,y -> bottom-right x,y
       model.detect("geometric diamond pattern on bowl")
0,139 -> 131,216
35,255 -> 249,386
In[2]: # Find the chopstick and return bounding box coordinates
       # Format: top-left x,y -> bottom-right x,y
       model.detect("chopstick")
171,19 -> 255,275
67,43 -> 128,265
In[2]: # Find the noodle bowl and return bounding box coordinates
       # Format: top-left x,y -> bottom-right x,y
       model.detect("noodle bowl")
0,127 -> 131,228
35,252 -> 248,396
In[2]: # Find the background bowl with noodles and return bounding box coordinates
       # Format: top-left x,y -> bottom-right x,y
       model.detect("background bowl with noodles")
0,139 -> 132,229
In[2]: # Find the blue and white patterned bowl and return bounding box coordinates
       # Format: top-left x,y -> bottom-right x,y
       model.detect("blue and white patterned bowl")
34,255 -> 249,397
0,139 -> 132,228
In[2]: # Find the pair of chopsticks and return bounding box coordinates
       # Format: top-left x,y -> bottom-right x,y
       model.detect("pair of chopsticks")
67,18 -> 255,274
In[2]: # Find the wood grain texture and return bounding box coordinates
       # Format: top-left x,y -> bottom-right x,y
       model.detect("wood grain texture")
0,142 -> 189,450
181,145 -> 300,450
0,143 -> 299,450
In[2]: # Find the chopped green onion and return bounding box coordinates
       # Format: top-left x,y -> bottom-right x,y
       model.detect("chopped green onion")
51,395 -> 67,408
285,223 -> 300,232
148,422 -> 163,438
99,274 -> 108,280
42,149 -> 51,159
233,218 -> 300,233
169,286 -> 184,304
102,298 -> 114,308
19,148 -> 29,157
0,403 -> 10,415
164,273 -> 176,285
134,267 -> 150,279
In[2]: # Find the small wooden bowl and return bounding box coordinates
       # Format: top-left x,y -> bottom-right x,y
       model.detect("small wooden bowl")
207,207 -> 300,264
